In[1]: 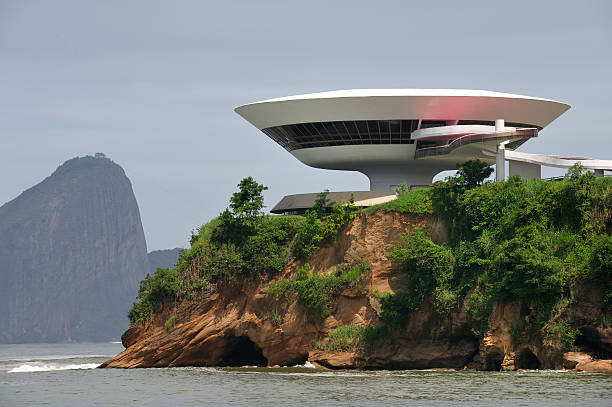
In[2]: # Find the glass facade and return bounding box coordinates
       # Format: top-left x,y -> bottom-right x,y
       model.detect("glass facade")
262,120 -> 536,152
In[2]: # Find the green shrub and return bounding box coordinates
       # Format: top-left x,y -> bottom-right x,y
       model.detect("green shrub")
293,268 -> 336,319
128,267 -> 179,325
165,315 -> 177,333
365,187 -> 433,215
379,291 -> 413,329
465,290 -> 492,333
292,194 -> 357,259
316,324 -> 366,352
175,206 -> 302,294
418,167 -> 612,341
509,319 -> 526,346
126,300 -> 153,326
380,228 -> 455,327
321,196 -> 357,241
544,320 -> 580,348
589,233 -> 612,309
291,210 -> 325,259
266,262 -> 370,320
266,278 -> 292,298
314,324 -> 388,352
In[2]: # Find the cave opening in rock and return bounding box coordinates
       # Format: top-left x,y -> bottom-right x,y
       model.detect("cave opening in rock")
221,336 -> 268,367
574,327 -> 611,359
514,348 -> 541,370
484,348 -> 504,371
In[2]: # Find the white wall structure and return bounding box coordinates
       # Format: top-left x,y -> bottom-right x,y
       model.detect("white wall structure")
509,160 -> 542,180
498,148 -> 612,180
235,89 -> 570,190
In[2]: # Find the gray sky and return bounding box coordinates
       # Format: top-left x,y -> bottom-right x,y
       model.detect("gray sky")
1,0 -> 611,251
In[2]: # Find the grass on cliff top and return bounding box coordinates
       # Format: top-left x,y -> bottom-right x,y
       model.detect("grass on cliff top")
363,187 -> 434,215
127,177 -> 361,326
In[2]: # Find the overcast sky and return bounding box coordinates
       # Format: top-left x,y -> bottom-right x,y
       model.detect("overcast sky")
1,1 -> 611,251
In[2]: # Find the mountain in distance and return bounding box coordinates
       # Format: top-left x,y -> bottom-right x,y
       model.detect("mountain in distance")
148,248 -> 182,274
0,154 -> 150,343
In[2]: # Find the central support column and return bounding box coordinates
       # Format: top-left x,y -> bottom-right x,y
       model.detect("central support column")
496,142 -> 506,182
361,164 -> 448,191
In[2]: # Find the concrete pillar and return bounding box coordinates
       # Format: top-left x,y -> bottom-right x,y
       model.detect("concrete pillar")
362,164 -> 446,191
496,143 -> 506,181
509,160 -> 541,180
495,119 -> 505,132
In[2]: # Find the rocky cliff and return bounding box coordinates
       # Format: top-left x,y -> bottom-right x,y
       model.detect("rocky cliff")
101,211 -> 611,371
0,154 -> 150,342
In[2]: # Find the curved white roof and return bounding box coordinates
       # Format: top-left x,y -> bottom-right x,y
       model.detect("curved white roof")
235,89 -> 570,130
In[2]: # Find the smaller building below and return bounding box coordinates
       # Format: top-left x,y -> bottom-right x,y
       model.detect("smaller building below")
271,191 -> 396,215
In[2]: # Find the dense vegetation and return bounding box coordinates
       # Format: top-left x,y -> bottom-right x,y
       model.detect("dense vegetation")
127,267 -> 180,324
292,191 -> 357,258
378,162 -> 612,348
364,185 -> 434,215
314,324 -> 388,352
128,164 -> 611,353
128,179 -> 357,325
266,261 -> 371,320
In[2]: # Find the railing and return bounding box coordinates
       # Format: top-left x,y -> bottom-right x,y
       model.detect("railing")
543,174 -> 612,182
414,128 -> 538,160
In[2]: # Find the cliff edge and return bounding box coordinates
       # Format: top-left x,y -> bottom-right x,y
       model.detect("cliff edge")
101,211 -> 611,371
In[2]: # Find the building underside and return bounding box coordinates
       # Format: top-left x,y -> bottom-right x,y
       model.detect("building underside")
233,89 -> 612,211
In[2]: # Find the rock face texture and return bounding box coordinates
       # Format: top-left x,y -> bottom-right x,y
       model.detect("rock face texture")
101,212 -> 611,371
0,155 -> 150,343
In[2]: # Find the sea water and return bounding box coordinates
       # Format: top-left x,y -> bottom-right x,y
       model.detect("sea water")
1,342 -> 611,406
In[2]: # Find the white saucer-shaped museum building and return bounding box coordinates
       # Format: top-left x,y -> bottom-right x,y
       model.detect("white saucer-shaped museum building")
235,89 -> 570,193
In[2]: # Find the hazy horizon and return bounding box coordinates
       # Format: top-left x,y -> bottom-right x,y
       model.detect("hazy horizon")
1,1 -> 611,250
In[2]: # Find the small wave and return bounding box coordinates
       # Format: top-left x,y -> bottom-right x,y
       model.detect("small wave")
1,355 -> 109,363
110,341 -> 122,344
8,362 -> 100,373
290,361 -> 316,369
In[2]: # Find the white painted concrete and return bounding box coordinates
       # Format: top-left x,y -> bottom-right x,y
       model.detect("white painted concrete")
509,160 -> 541,180
412,125 -> 511,140
235,89 -> 570,129
504,150 -> 612,171
495,119 -> 505,132
235,90 -> 574,190
291,144 -> 450,190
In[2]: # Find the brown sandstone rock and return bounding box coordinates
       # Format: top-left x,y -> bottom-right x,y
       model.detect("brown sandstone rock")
101,211 -> 611,371
563,351 -> 612,372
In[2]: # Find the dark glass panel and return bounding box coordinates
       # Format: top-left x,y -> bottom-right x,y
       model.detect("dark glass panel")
367,120 -> 379,137
344,121 -> 358,135
312,122 -> 327,135
304,123 -> 317,136
323,122 -> 337,135
420,120 -> 447,129
389,120 -> 400,133
290,124 -> 307,138
401,120 -> 412,136
356,121 -> 368,134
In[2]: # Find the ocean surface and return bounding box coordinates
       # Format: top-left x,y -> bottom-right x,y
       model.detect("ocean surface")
0,342 -> 611,406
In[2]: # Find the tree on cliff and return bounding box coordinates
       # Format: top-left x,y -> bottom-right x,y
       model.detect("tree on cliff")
455,159 -> 494,189
230,176 -> 268,219
213,177 -> 268,243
